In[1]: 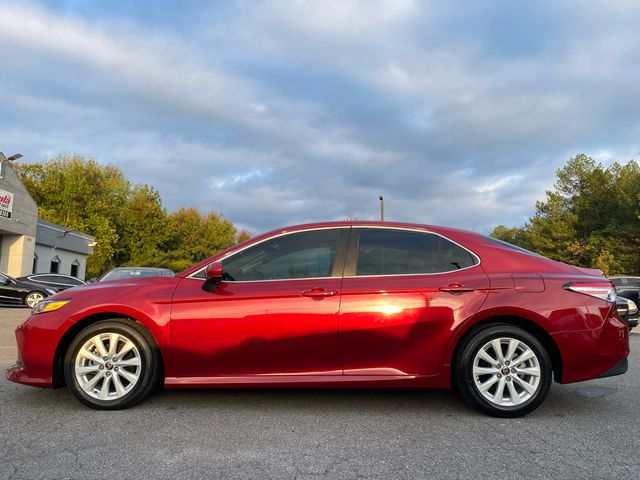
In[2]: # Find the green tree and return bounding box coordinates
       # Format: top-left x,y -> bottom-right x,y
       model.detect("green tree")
161,207 -> 239,272
490,154 -> 640,274
17,154 -> 249,277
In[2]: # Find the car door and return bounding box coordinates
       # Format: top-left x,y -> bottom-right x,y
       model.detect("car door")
338,227 -> 489,376
170,228 -> 348,377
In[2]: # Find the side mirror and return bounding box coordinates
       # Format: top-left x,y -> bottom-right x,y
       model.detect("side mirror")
88,277 -> 98,283
202,261 -> 223,292
1,278 -> 10,286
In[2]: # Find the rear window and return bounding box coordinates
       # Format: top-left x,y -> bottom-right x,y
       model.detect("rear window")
483,236 -> 544,257
356,229 -> 478,276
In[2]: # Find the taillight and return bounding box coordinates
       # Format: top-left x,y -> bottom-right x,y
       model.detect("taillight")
563,282 -> 616,302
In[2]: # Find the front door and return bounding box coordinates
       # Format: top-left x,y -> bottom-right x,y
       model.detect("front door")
171,228 -> 348,377
339,227 -> 489,376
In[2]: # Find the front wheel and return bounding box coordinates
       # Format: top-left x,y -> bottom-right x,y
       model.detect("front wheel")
64,320 -> 161,409
454,324 -> 553,417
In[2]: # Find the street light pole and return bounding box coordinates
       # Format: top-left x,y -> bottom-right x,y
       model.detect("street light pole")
379,196 -> 384,222
0,152 -> 23,179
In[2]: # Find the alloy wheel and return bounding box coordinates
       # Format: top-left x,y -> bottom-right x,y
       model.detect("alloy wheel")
25,292 -> 45,308
74,332 -> 142,401
472,337 -> 541,407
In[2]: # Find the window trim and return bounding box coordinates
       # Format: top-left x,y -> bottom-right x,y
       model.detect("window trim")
343,226 -> 481,278
187,226 -> 351,283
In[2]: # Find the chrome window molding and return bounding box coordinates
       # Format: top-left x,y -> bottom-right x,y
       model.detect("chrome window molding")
186,224 -> 481,283
186,226 -> 350,280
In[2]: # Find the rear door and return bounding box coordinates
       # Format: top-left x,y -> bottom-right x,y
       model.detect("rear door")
338,227 -> 489,376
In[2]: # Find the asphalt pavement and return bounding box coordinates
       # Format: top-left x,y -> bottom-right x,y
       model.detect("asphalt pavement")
1,307 -> 639,479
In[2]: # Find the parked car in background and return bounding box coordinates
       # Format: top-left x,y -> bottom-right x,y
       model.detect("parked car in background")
6,221 -> 629,417
616,296 -> 639,329
91,267 -> 175,282
609,276 -> 640,329
609,276 -> 640,304
17,274 -> 85,292
0,271 -> 56,308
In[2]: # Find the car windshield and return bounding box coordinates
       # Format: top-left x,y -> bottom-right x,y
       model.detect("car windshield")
100,269 -> 166,281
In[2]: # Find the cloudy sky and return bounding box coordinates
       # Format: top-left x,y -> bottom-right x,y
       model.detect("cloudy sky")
1,1 -> 639,234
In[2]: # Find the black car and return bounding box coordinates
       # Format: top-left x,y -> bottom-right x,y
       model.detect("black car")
16,274 -> 86,292
609,276 -> 640,305
92,267 -> 175,282
0,272 -> 56,308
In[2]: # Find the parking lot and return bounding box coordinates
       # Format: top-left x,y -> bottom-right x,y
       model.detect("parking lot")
0,307 -> 639,479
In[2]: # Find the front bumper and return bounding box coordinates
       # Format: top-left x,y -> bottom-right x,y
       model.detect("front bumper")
4,310 -> 69,388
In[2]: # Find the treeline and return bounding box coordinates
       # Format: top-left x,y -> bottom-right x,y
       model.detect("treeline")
17,154 -> 250,277
491,154 -> 640,275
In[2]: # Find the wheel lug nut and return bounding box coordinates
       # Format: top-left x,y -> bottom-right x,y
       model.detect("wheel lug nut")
496,364 -> 501,369
105,371 -> 111,377
497,373 -> 502,378
511,368 -> 516,374
506,376 -> 511,382
98,365 -> 104,370
505,361 -> 510,366
114,367 -> 119,371
112,357 -> 117,362
103,356 -> 108,361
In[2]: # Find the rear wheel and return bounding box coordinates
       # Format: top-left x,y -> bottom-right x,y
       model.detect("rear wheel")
454,324 -> 552,417
64,320 -> 161,409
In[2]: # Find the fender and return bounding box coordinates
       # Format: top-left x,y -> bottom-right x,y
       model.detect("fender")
444,305 -> 552,366
66,302 -> 176,377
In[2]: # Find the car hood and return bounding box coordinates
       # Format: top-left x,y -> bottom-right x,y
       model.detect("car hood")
51,276 -> 180,300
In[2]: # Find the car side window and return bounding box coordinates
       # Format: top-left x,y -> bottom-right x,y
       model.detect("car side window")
223,229 -> 342,281
355,229 -> 477,276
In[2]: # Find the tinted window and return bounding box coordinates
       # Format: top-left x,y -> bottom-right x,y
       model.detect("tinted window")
223,229 -> 342,281
356,229 -> 477,276
34,275 -> 65,284
101,269 -> 165,281
483,236 -> 543,257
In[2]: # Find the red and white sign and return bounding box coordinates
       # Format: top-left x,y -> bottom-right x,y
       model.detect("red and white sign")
0,189 -> 14,219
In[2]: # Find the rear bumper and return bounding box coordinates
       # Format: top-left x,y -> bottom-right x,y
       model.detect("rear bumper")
597,357 -> 628,379
552,306 -> 630,384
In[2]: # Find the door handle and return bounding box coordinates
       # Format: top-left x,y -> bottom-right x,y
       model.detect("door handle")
439,283 -> 475,293
300,288 -> 338,298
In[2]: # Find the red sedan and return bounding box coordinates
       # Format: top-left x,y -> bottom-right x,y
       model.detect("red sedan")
6,222 -> 629,417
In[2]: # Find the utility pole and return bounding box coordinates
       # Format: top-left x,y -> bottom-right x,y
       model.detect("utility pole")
379,196 -> 384,222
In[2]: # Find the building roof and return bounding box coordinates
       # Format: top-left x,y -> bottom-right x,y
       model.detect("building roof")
36,219 -> 95,255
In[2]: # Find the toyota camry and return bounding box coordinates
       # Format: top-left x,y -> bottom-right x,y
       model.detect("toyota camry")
6,222 -> 629,417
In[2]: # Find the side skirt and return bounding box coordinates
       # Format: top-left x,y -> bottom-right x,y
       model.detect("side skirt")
164,373 -> 449,389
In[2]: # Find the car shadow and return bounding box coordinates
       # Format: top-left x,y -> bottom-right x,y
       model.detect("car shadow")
3,377 -> 631,420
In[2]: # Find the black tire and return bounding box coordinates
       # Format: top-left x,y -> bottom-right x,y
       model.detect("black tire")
64,319 -> 161,410
454,324 -> 553,418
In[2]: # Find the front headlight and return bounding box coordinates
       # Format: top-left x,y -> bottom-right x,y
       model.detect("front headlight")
627,299 -> 638,315
33,299 -> 71,314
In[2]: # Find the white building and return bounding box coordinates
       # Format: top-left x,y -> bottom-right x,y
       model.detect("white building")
0,158 -> 94,280
34,220 -> 94,280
